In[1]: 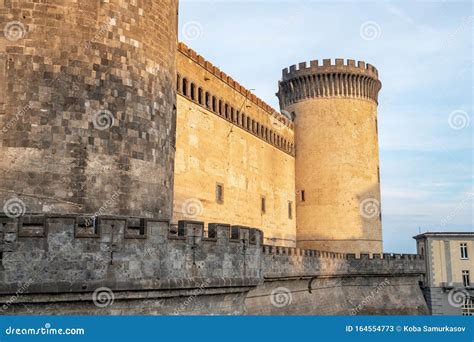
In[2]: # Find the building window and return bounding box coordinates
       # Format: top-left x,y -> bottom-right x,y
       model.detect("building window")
190,83 -> 196,100
462,270 -> 470,287
261,196 -> 266,214
462,297 -> 474,316
301,190 -> 305,202
216,183 -> 224,204
461,243 -> 469,259
212,96 -> 217,112
198,87 -> 203,105
288,201 -> 293,219
182,78 -> 188,96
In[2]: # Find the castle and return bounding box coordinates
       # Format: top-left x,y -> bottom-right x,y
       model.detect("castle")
174,42 -> 382,254
0,0 -> 427,315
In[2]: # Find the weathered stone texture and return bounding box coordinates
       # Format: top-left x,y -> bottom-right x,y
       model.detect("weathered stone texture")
173,44 -> 296,246
0,218 -> 427,315
0,0 -> 178,219
277,60 -> 383,254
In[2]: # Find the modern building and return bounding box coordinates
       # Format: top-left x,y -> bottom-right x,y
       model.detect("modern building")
414,232 -> 474,315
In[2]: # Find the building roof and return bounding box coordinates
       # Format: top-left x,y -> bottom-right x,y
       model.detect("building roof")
413,231 -> 474,240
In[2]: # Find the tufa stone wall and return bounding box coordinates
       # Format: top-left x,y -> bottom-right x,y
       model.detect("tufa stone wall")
173,44 -> 296,246
0,0 -> 178,219
277,59 -> 383,255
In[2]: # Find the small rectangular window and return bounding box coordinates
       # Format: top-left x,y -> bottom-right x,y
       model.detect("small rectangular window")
462,270 -> 470,287
261,196 -> 266,214
216,183 -> 224,204
301,190 -> 305,202
288,201 -> 293,219
461,243 -> 469,259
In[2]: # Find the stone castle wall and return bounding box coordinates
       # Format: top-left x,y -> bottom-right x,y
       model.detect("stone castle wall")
0,217 -> 427,315
0,0 -> 178,219
277,59 -> 383,254
173,43 -> 296,246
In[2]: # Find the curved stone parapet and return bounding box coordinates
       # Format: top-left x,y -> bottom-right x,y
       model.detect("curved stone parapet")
0,216 -> 426,315
277,59 -> 382,107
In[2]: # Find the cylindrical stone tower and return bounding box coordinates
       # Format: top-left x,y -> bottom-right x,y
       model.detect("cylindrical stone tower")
1,0 -> 178,218
277,59 -> 383,254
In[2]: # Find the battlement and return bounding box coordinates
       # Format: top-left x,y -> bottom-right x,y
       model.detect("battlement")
0,214 -> 424,296
261,245 -> 421,261
178,42 -> 293,128
277,58 -> 382,107
282,58 -> 379,80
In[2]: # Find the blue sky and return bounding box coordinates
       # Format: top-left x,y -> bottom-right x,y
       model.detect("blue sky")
178,0 -> 473,253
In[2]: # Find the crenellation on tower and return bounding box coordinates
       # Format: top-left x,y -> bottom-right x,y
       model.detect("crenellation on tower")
278,59 -> 381,109
282,58 -> 379,79
0,2 -> 432,316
